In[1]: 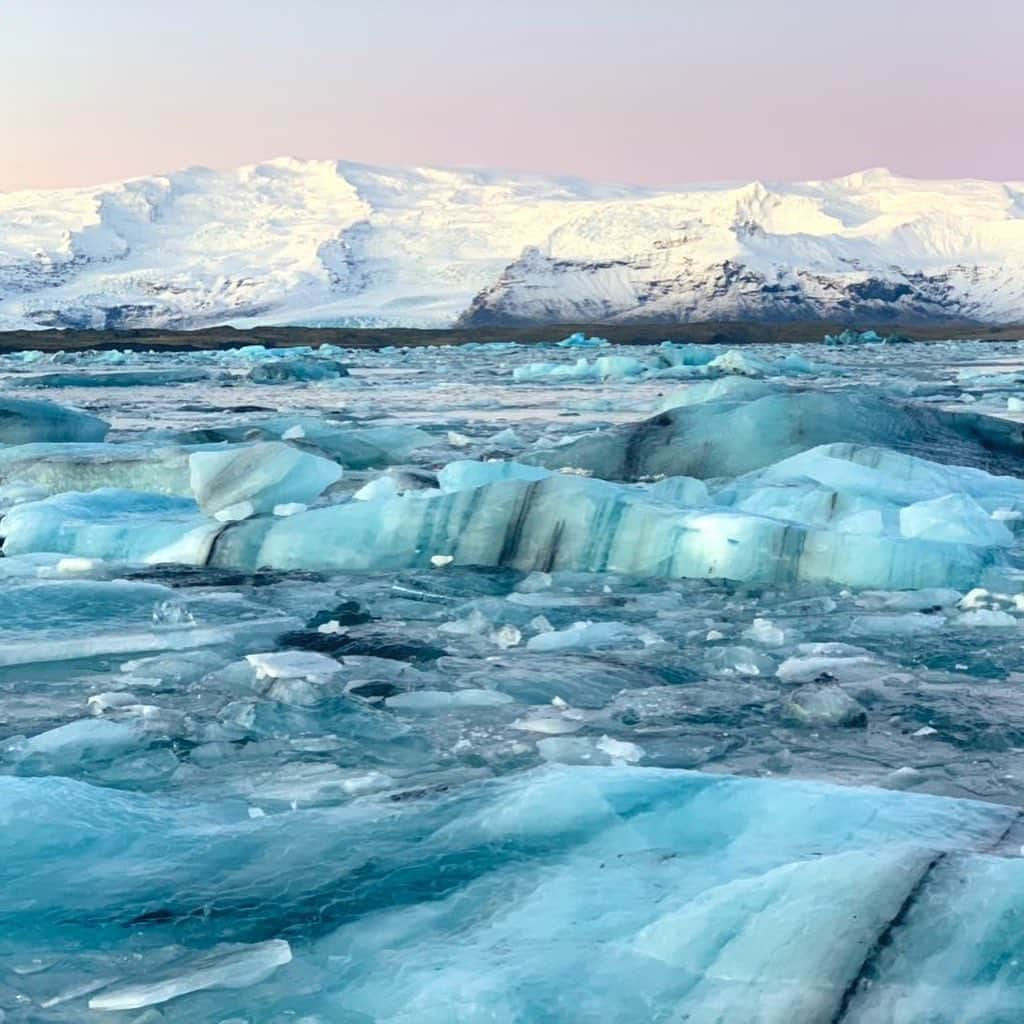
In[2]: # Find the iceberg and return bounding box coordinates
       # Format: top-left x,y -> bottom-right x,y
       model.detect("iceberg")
168,417 -> 431,469
3,460 -> 1011,590
10,367 -> 209,388
245,356 -> 349,383
555,332 -> 609,349
188,442 -> 343,520
1,489 -> 221,565
0,442 -> 194,496
528,390 -> 1024,480
0,397 -> 109,444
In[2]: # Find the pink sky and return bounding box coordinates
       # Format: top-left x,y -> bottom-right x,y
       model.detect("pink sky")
1,0 -> 1022,192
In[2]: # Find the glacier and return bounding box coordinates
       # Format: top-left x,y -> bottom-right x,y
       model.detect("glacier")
4,336 -> 1024,1021
1,160 -> 1024,330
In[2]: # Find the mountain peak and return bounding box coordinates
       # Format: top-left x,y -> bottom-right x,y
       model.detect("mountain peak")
1,161 -> 1021,331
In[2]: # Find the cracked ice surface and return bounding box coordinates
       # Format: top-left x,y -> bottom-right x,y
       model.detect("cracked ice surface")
5,337 -> 1024,1020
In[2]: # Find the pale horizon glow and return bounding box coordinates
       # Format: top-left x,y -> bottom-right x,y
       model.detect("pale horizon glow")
1,0 -> 1022,193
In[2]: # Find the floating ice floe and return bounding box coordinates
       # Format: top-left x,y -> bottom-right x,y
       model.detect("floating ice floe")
245,356 -> 349,384
529,389 -> 1024,480
189,442 -> 343,520
0,397 -> 108,444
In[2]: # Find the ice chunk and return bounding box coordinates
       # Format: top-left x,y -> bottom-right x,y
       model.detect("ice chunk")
386,689 -> 514,711
245,651 -> 341,681
556,332 -> 609,348
536,735 -> 644,765
8,718 -> 143,767
528,392 -> 1024,481
513,355 -> 649,382
632,848 -> 923,1021
437,459 -> 550,493
0,397 -> 108,444
956,608 -> 1018,627
88,940 -> 292,1011
14,367 -> 208,388
526,620 -> 652,652
2,489 -> 221,565
900,493 -> 1014,546
188,442 -> 343,519
656,376 -> 781,412
2,767 -> 1021,1022
841,854 -> 1024,1022
170,418 -> 431,470
246,356 -> 348,383
782,685 -> 868,727
0,442 -> 195,496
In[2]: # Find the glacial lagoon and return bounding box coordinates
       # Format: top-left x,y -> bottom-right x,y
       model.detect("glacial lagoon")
4,334 -> 1024,1021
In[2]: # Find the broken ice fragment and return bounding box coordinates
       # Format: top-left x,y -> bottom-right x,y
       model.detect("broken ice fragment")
88,940 -> 292,1011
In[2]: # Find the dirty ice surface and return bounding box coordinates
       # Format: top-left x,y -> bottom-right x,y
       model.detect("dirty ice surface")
5,336 -> 1024,1021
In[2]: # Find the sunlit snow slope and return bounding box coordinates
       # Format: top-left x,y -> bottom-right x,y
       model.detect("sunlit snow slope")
2,160 -> 1023,330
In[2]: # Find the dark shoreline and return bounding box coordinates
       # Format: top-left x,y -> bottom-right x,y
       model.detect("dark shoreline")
1,320 -> 1022,353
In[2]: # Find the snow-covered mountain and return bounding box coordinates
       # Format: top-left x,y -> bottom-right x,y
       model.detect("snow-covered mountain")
2,159 -> 1023,330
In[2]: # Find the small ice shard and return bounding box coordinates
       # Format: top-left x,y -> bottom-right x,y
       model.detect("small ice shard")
88,939 -> 292,1011
596,735 -> 644,763
743,617 -> 788,647
87,692 -> 140,714
189,442 -> 343,519
214,500 -> 255,523
777,644 -> 885,684
537,735 -> 642,765
245,651 -> 341,682
491,624 -> 522,649
511,705 -> 589,734
525,620 -> 644,652
706,645 -> 777,677
280,423 -> 306,440
431,554 -> 454,567
556,332 -> 608,348
386,689 -> 514,711
12,718 -> 142,764
56,556 -> 98,575
447,431 -> 473,448
913,725 -> 939,737
489,427 -> 524,448
273,502 -> 306,517
882,766 -> 924,790
354,475 -> 398,502
783,685 -> 868,728
956,608 -> 1017,627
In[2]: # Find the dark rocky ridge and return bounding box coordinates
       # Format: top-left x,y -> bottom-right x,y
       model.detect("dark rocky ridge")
0,320 -> 1022,354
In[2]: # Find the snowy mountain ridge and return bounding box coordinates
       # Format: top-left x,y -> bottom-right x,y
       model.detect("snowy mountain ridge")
1,158 -> 1023,330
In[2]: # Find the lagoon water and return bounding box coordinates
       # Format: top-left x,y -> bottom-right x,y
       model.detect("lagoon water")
4,334 -> 1024,1021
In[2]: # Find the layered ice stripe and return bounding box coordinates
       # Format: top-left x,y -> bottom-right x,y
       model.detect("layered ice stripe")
2,472 -> 1005,590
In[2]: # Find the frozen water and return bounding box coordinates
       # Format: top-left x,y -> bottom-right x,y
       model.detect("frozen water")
0,397 -> 108,444
188,442 -> 343,519
5,338 -> 1024,1020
